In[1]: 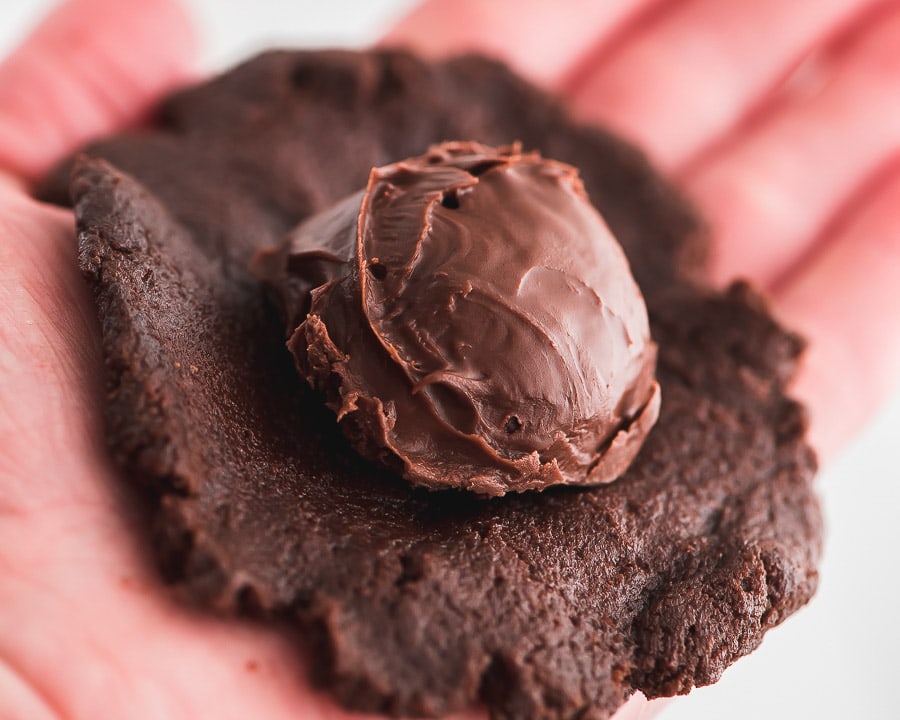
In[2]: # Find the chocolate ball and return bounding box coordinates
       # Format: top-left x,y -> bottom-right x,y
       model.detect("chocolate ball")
254,142 -> 660,495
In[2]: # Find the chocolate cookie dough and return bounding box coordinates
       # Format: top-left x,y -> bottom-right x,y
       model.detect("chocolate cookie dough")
49,50 -> 822,720
254,141 -> 660,495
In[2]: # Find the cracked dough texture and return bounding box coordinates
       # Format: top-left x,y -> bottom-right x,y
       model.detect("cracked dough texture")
49,50 -> 822,720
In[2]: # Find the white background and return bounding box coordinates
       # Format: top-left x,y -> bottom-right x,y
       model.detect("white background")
2,2 -> 898,718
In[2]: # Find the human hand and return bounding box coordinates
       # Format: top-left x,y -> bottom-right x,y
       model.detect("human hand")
386,0 -> 900,462
3,1 -> 896,720
0,1 -> 651,718
0,2 -> 392,719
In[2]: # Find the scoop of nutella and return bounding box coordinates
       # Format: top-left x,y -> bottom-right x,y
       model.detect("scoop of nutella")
254,142 -> 660,495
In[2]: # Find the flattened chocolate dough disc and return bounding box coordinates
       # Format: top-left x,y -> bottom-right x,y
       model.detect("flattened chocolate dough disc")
47,51 -> 822,720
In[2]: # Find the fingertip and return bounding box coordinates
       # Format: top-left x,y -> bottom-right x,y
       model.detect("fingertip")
0,0 -> 200,181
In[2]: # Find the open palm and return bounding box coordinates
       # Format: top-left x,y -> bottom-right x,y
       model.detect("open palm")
2,1 -> 898,719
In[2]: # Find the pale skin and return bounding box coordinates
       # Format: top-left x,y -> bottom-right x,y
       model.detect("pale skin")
1,0 -> 898,718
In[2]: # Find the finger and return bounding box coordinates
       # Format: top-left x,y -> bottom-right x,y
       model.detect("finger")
568,0 -> 871,171
684,2 -> 900,287
773,160 -> 900,461
0,0 -> 197,182
611,694 -> 668,719
0,665 -> 58,720
381,0 -> 657,88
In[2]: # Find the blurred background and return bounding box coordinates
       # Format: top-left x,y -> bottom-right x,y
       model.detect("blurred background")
2,1 -> 898,718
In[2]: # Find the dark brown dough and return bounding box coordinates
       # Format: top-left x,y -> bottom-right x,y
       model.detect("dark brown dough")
54,50 -> 821,720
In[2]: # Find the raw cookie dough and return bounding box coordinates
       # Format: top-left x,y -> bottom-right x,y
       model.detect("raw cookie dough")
49,50 -> 822,720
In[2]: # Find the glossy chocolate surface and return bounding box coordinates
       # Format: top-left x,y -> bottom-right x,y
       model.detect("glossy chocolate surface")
257,142 -> 659,494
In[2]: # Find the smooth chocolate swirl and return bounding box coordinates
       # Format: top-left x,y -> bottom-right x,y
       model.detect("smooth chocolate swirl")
254,142 -> 660,495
